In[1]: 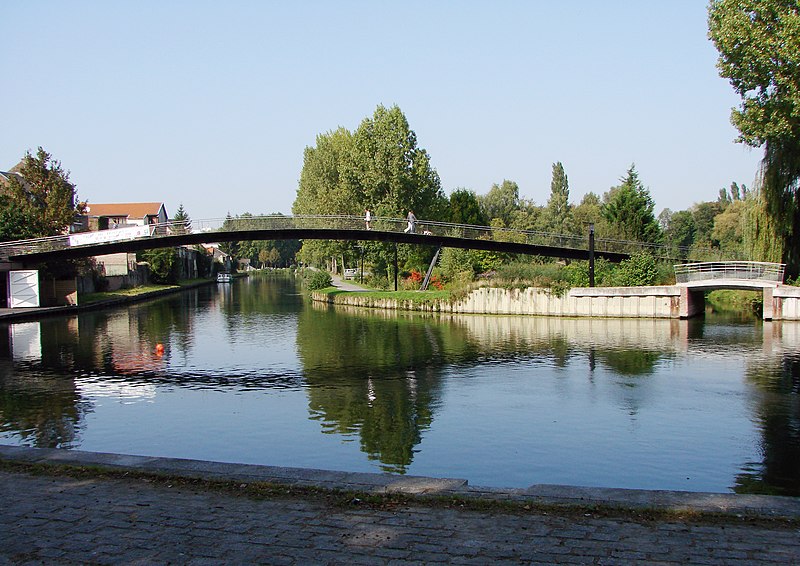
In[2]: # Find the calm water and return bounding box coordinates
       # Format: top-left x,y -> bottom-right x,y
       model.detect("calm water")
1,273 -> 799,495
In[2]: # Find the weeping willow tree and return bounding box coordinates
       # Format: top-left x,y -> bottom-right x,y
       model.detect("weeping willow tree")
709,1 -> 800,274
744,190 -> 784,263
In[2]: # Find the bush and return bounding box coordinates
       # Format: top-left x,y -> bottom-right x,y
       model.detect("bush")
305,270 -> 333,290
140,248 -> 178,284
440,246 -> 476,279
612,252 -> 658,286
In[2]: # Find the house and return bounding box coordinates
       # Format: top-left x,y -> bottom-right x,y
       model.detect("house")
84,202 -> 168,230
74,202 -> 170,292
203,243 -> 232,272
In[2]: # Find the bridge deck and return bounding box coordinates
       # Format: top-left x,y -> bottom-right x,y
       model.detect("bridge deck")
674,261 -> 785,290
0,215 -> 648,265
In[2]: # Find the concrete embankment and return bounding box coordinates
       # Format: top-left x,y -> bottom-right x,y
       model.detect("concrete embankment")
0,279 -> 216,323
313,285 -> 698,318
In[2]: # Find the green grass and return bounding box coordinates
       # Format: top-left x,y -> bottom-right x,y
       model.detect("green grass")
318,288 -> 451,302
80,278 -> 213,304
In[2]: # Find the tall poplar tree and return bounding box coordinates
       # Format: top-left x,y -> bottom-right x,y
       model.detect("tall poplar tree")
545,162 -> 571,233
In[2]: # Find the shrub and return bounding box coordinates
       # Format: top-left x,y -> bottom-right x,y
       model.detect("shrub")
613,252 -> 658,286
305,270 -> 333,290
140,248 -> 178,284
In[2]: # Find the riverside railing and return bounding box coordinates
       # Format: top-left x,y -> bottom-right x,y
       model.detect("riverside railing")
0,214 -> 696,260
673,261 -> 786,284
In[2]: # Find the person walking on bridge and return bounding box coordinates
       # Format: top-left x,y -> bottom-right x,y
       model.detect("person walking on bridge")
364,208 -> 372,230
403,210 -> 417,234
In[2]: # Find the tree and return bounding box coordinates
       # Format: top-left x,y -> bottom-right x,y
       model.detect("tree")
139,248 -> 178,283
351,105 -> 446,220
712,199 -> 749,256
479,180 -> 519,226
218,213 -> 240,259
601,165 -> 661,242
709,1 -> 800,272
293,105 -> 446,273
691,201 -> 724,248
510,198 -> 543,231
663,209 -> 696,253
448,188 -> 486,226
172,203 -> 191,234
571,192 -> 607,237
545,162 -> 571,233
0,147 -> 82,240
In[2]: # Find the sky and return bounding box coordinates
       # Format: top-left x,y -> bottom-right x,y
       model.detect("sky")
1,1 -> 762,221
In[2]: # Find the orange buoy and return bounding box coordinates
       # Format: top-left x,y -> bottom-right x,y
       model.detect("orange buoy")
155,343 -> 165,355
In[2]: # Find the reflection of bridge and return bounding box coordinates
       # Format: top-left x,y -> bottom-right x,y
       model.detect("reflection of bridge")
0,214 -> 691,265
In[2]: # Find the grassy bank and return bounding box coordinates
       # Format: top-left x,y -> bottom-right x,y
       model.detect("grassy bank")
80,278 -> 213,304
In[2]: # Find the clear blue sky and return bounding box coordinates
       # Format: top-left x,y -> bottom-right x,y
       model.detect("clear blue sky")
1,1 -> 761,221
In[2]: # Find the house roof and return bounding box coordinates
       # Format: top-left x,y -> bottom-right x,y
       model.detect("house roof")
86,202 -> 166,218
0,164 -> 25,188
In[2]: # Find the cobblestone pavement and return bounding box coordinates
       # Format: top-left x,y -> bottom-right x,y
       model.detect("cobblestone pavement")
1,469 -> 799,565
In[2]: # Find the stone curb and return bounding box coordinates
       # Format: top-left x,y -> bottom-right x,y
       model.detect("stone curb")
0,279 -> 215,323
3,445 -> 799,519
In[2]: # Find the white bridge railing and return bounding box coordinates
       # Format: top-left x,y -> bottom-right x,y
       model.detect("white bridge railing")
674,261 -> 785,284
0,214 -> 691,259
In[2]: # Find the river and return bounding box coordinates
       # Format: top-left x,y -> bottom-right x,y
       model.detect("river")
1,272 -> 798,495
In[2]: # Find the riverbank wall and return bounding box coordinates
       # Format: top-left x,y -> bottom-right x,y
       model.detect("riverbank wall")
770,285 -> 800,321
0,279 -> 217,324
313,285 -> 703,319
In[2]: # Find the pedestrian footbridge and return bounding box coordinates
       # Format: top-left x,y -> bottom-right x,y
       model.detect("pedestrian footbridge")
673,261 -> 796,320
674,261 -> 785,290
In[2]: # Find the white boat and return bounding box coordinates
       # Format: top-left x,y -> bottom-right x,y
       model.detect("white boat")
217,272 -> 232,283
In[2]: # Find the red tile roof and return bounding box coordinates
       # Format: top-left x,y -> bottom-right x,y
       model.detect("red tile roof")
86,203 -> 165,218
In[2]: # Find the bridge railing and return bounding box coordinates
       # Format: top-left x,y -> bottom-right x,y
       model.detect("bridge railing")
0,213 -> 697,259
674,261 -> 786,284
190,215 -> 683,256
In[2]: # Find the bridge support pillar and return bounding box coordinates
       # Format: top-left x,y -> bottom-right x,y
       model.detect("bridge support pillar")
763,286 -> 775,321
679,287 -> 704,319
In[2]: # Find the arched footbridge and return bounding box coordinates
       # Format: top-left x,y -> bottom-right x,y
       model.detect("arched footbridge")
673,261 -> 791,320
674,261 -> 785,290
0,215 -> 683,265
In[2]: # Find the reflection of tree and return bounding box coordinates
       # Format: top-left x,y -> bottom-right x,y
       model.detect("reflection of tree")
297,307 -> 474,472
597,349 -> 663,376
737,355 -> 800,495
221,273 -> 304,318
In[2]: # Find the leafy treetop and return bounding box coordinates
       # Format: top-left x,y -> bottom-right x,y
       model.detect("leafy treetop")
0,147 -> 82,241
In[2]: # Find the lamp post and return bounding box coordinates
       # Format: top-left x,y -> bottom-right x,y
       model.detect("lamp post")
357,244 -> 364,284
588,223 -> 595,287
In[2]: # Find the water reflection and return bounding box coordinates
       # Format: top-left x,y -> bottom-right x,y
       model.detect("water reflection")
297,306 -> 461,472
738,344 -> 800,495
0,274 -> 798,494
1,321 -> 88,448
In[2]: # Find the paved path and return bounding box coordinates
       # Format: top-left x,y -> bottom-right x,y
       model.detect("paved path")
2,448 -> 800,565
2,469 -> 799,565
330,273 -> 369,292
